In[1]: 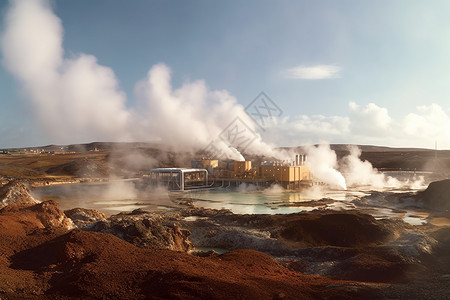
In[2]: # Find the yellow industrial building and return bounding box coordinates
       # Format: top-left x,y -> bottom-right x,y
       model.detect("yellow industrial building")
191,159 -> 219,169
233,159 -> 312,189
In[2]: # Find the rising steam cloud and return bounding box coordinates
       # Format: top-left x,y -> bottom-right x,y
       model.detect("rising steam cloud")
339,146 -> 425,190
0,0 -> 285,161
304,144 -> 347,190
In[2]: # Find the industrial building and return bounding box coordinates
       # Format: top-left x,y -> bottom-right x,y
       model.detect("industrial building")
191,159 -> 219,169
149,168 -> 209,191
233,154 -> 311,189
150,154 -> 312,191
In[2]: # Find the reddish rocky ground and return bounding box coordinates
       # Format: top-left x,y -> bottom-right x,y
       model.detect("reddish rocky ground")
1,179 -> 450,299
0,182 -> 377,299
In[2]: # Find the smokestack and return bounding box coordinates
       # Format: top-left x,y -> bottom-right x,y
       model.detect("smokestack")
295,154 -> 299,166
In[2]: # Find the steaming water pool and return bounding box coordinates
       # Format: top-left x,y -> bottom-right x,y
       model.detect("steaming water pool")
31,177 -> 430,225
31,180 -> 174,215
183,188 -> 364,214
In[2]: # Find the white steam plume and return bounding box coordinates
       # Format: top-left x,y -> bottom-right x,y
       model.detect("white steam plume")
340,146 -> 398,189
1,0 -> 287,161
339,146 -> 425,190
304,144 -> 347,190
1,0 -> 131,142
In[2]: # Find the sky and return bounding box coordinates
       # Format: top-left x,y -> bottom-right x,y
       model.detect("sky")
1,0 -> 450,150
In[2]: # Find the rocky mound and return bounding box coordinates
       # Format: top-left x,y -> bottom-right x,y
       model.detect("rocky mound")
0,199 -> 76,298
89,209 -> 193,252
183,210 -> 404,252
0,181 -> 40,209
64,207 -> 108,228
418,179 -> 450,215
180,208 -> 428,284
272,211 -> 400,247
0,200 -> 75,238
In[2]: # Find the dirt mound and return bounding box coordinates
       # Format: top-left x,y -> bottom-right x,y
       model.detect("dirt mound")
272,211 -> 398,247
89,209 -> 193,252
64,207 -> 108,228
0,199 -> 75,298
184,209 -> 403,250
0,200 -> 74,241
327,246 -> 423,283
0,181 -> 40,209
8,229 -> 372,299
418,179 -> 450,215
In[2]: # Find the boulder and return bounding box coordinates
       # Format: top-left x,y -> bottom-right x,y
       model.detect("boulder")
418,179 -> 450,215
64,207 -> 108,229
0,199 -> 75,240
0,181 -> 40,209
89,209 -> 192,252
28,200 -> 76,231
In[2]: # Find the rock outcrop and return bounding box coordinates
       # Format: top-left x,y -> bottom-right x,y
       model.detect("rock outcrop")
27,200 -> 76,231
64,207 -> 108,228
418,179 -> 450,215
0,181 -> 40,209
89,209 -> 193,252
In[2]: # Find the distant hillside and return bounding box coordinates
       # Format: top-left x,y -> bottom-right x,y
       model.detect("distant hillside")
2,142 -> 450,178
1,142 -> 436,154
1,142 -> 164,153
329,144 -> 432,152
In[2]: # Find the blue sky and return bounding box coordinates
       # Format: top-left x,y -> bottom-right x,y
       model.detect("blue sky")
1,0 -> 450,149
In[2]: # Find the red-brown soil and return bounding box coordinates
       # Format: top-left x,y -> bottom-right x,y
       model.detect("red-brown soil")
0,199 -> 375,299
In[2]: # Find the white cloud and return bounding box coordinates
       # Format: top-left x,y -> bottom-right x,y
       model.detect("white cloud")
262,114 -> 349,145
349,102 -> 392,135
403,104 -> 450,138
285,64 -> 341,79
262,103 -> 450,149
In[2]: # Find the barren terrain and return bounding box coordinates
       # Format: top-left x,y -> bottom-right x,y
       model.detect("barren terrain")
0,143 -> 449,299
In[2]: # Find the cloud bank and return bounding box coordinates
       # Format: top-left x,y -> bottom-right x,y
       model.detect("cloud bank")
263,101 -> 450,149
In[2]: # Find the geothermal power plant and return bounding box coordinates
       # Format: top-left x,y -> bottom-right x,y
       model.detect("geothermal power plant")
148,154 -> 312,191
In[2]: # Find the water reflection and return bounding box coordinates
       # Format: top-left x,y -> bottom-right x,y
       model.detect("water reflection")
32,176 -> 429,225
